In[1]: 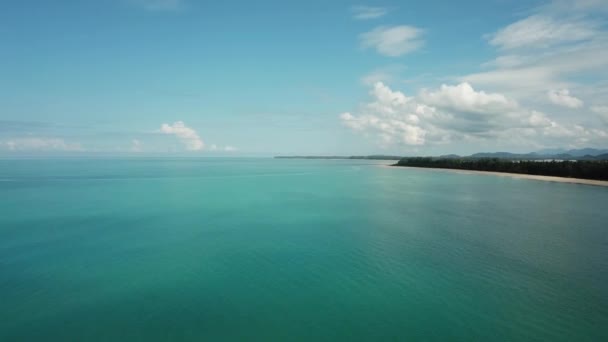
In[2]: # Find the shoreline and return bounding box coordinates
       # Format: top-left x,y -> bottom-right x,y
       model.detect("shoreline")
385,165 -> 608,187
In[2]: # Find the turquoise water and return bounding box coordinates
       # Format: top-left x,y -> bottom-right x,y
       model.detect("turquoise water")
1,158 -> 607,341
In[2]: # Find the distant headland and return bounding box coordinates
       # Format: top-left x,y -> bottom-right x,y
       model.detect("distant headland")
275,148 -> 608,182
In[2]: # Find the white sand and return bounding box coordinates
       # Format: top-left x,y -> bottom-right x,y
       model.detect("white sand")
386,165 -> 608,187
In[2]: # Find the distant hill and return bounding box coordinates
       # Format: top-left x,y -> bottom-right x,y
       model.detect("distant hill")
565,148 -> 608,157
536,148 -> 567,155
536,148 -> 608,157
470,152 -> 539,159
276,148 -> 608,161
470,149 -> 608,160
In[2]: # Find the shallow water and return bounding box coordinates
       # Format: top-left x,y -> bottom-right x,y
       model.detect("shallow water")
1,158 -> 607,341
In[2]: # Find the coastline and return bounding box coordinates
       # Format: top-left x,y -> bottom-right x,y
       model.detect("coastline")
386,165 -> 608,187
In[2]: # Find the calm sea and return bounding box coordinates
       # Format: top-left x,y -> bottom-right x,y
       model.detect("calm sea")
1,158 -> 607,341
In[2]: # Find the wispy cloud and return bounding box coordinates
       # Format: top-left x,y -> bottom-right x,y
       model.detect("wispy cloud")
360,25 -> 424,57
159,121 -> 204,151
488,15 -> 598,50
129,0 -> 184,11
460,0 -> 608,126
351,6 -> 388,20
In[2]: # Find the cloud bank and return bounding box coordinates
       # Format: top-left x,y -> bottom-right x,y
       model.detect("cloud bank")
340,82 -> 606,149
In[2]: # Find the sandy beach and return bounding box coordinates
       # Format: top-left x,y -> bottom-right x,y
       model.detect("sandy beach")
386,165 -> 608,187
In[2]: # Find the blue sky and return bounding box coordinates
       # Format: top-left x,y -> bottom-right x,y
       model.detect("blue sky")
1,0 -> 607,156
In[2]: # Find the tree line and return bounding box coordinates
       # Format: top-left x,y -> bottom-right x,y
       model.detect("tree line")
395,158 -> 608,181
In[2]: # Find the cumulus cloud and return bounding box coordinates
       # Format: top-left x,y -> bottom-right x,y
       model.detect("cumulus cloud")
346,1 -> 608,150
351,6 -> 388,20
420,83 -> 518,114
417,83 -> 557,136
341,112 -> 426,146
488,15 -> 597,50
360,25 -> 424,57
160,121 -> 204,151
129,0 -> 184,11
548,89 -> 584,108
338,82 -> 600,149
0,137 -> 83,151
340,83 -> 428,146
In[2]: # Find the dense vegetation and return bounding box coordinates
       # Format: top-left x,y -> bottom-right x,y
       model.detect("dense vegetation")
395,158 -> 608,181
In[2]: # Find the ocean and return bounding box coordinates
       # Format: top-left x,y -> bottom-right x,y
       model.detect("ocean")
1,158 -> 607,341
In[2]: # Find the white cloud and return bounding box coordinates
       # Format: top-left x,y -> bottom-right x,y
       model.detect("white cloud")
468,3 -> 608,97
343,1 -> 608,151
351,6 -> 388,20
340,82 -> 608,149
462,38 -> 608,101
340,83 -> 427,146
360,25 -> 424,57
341,112 -> 426,146
129,0 -> 183,11
0,137 -> 83,151
461,66 -> 558,95
458,2 -> 608,140
548,89 -> 584,108
488,15 -> 597,50
416,83 -> 555,137
419,82 -> 518,114
160,121 -> 204,151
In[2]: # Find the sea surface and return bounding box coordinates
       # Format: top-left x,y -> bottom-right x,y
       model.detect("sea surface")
1,158 -> 607,341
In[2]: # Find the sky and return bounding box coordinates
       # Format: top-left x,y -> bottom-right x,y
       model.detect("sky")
1,0 -> 608,156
